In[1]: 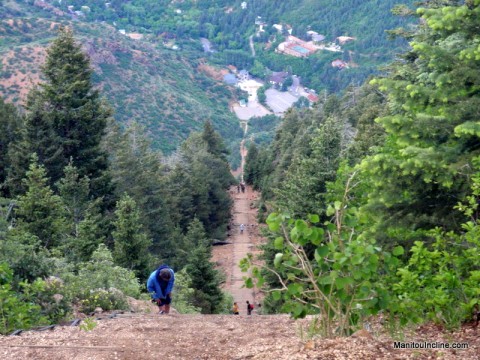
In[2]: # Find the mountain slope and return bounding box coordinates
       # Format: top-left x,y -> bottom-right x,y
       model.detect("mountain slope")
0,6 -> 242,153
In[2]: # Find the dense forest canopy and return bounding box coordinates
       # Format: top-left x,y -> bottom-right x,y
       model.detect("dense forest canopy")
51,0 -> 416,91
243,0 -> 480,334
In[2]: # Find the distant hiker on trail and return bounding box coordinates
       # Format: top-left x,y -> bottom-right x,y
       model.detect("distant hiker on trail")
246,300 -> 253,315
240,223 -> 245,234
240,182 -> 245,193
147,265 -> 175,314
232,302 -> 239,315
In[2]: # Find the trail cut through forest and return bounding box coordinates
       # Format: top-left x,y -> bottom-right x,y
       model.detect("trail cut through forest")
0,140 -> 479,359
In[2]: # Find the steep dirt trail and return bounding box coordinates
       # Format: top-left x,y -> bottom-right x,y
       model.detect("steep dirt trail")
213,137 -> 262,314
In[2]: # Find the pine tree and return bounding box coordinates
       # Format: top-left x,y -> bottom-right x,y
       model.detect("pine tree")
112,193 -> 153,280
184,220 -> 223,313
201,120 -> 229,161
106,123 -> 172,255
275,116 -> 343,218
57,162 -> 91,236
362,2 -> 480,244
15,26 -> 114,207
15,155 -> 67,249
0,97 -> 22,197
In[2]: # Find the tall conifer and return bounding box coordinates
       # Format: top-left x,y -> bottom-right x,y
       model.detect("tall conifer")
11,27 -> 114,206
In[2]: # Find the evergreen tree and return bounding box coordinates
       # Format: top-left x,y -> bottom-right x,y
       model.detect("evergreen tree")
244,142 -> 260,186
201,120 -> 229,161
15,156 -> 67,249
106,123 -> 172,255
57,162 -> 91,236
275,116 -> 343,218
0,98 -> 22,197
184,220 -> 223,313
112,193 -> 153,280
56,162 -> 105,262
362,1 -> 480,245
15,27 -> 114,208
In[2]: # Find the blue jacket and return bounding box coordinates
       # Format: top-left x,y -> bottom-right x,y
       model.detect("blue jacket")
147,265 -> 175,300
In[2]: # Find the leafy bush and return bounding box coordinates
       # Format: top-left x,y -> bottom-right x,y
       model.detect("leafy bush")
392,169 -> 480,329
0,262 -> 47,335
171,268 -> 200,314
67,244 -> 142,298
242,173 -> 401,337
78,288 -> 129,313
30,276 -> 71,323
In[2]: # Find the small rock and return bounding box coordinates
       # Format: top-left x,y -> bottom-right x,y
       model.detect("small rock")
351,328 -> 373,339
304,340 -> 315,350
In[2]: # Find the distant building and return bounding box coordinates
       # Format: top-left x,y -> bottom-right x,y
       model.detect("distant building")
307,93 -> 319,103
223,73 -> 238,85
269,71 -> 288,87
331,59 -> 348,69
272,24 -> 283,33
241,1 -> 247,9
227,65 -> 238,73
312,34 -> 325,42
238,69 -> 250,81
336,36 -> 355,45
278,36 -> 317,58
119,29 -> 126,35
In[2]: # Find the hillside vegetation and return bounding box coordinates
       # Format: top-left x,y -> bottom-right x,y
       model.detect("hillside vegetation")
0,5 -> 242,153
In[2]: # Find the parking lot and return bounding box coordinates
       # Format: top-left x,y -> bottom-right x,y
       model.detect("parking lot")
265,88 -> 298,115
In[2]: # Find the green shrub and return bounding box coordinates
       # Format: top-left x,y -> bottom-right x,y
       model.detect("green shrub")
64,244 -> 142,300
31,276 -> 71,323
78,288 -> 129,313
0,262 -> 47,335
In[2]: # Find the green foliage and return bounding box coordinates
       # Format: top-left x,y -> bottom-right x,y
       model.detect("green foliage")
62,244 -> 142,302
171,268 -> 201,314
17,27 -> 114,208
28,276 -> 71,324
79,317 -> 97,331
275,115 -> 343,218
105,122 -> 173,256
391,167 -> 480,329
242,172 -> 400,337
0,262 -> 48,335
0,229 -> 54,284
112,193 -> 153,280
77,288 -> 129,314
0,97 -> 22,197
184,220 -> 224,314
15,156 -> 67,249
361,2 -> 480,242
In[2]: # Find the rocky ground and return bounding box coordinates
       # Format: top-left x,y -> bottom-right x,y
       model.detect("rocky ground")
0,308 -> 478,359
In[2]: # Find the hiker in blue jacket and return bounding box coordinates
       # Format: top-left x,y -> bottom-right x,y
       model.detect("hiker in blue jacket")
147,265 -> 175,314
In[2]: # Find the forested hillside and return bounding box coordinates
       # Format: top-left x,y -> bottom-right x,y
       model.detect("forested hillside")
243,0 -> 480,335
1,0 -> 418,156
48,0 -> 416,91
0,28 -> 234,334
0,3 -> 242,154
